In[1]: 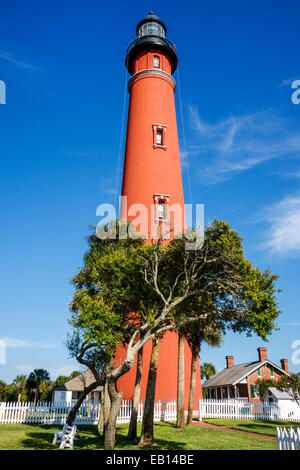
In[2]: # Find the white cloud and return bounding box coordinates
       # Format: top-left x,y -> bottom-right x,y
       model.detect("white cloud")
185,107 -> 300,184
16,364 -> 35,374
0,337 -> 57,349
61,150 -> 98,157
0,50 -> 34,69
49,365 -> 78,378
261,192 -> 300,256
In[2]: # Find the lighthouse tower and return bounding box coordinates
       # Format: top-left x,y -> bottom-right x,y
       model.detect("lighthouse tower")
117,12 -> 202,408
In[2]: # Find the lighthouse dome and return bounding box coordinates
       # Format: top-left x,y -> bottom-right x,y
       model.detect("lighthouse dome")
136,11 -> 167,38
126,12 -> 177,75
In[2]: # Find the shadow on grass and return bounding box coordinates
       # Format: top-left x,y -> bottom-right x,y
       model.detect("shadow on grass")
19,422 -> 187,451
114,423 -> 187,450
19,425 -> 99,450
204,419 -> 299,436
233,420 -> 299,434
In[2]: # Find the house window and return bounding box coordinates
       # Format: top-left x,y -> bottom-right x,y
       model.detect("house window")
257,368 -> 261,377
61,391 -> 66,401
270,368 -> 274,377
153,55 -> 160,68
250,384 -> 256,398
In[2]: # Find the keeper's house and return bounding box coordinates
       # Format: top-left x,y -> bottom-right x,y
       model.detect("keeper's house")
202,347 -> 290,401
52,370 -> 103,403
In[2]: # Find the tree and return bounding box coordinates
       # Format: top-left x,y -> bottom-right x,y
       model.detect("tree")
0,380 -> 6,401
127,344 -> 144,440
68,220 -> 281,449
2,384 -> 19,401
13,375 -> 27,402
176,330 -> 185,428
139,334 -> 163,446
27,369 -> 50,403
276,373 -> 300,404
54,376 -> 71,388
186,323 -> 222,425
254,378 -> 275,400
66,332 -> 106,426
200,363 -> 217,382
39,380 -> 54,401
53,371 -> 80,389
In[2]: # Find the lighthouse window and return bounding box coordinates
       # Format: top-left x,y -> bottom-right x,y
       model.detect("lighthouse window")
156,129 -> 163,145
153,123 -> 167,149
153,56 -> 160,68
158,201 -> 166,220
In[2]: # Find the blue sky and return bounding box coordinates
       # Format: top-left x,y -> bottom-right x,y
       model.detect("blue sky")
1,0 -> 300,383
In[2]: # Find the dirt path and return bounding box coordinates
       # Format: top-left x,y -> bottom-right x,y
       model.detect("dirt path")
192,420 -> 276,440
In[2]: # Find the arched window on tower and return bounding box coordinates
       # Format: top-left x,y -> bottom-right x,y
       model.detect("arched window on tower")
153,55 -> 160,68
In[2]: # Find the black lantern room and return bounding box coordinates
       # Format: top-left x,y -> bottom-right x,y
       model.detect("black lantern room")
126,12 -> 178,75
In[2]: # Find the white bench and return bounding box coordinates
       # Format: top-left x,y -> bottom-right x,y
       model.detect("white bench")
52,423 -> 68,444
59,424 -> 77,449
53,424 -> 89,449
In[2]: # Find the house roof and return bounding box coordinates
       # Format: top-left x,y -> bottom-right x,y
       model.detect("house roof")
54,370 -> 103,392
202,359 -> 289,388
266,387 -> 300,401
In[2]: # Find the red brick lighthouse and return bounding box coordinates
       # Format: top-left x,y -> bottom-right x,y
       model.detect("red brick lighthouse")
117,12 -> 202,408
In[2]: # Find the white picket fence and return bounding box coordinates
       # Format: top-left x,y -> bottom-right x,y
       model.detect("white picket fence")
277,427 -> 300,450
199,399 -> 300,422
2,398 -> 299,425
0,401 -> 101,425
0,399 -> 177,425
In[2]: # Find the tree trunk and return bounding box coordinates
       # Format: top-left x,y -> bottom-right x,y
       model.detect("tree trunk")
139,336 -> 161,446
98,381 -> 110,435
176,331 -> 185,428
103,379 -> 123,450
66,382 -> 100,425
127,345 -> 144,440
186,351 -> 198,425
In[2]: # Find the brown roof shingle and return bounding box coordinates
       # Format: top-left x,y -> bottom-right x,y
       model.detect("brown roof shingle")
54,370 -> 103,392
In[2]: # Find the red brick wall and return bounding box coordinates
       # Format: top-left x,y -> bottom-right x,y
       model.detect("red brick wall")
246,363 -> 283,401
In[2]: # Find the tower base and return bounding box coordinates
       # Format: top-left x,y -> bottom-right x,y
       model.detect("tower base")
115,330 -> 202,409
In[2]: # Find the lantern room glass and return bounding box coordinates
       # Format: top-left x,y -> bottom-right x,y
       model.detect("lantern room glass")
138,22 -> 165,38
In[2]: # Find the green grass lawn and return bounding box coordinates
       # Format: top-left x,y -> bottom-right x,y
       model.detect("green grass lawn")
0,421 -> 277,450
203,419 -> 300,437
